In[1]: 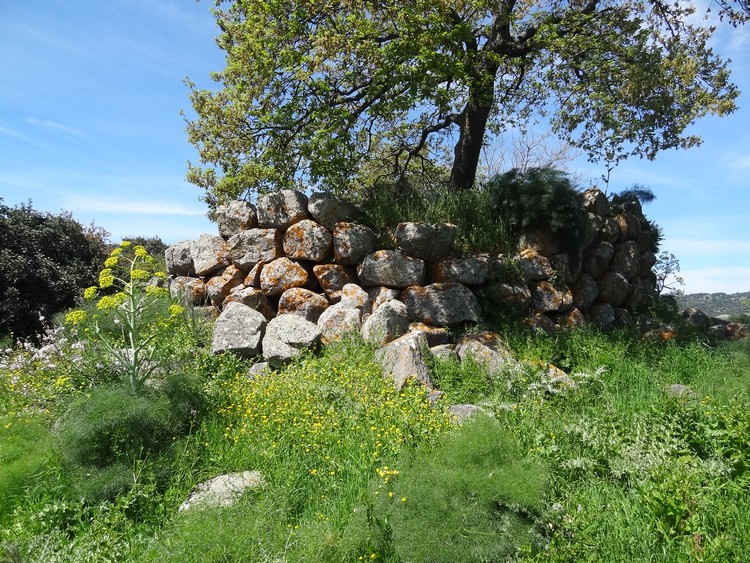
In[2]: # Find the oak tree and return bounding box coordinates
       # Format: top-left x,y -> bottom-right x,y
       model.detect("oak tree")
186,0 -> 741,208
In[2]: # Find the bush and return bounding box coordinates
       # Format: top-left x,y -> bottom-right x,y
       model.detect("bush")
484,167 -> 588,251
0,200 -> 108,340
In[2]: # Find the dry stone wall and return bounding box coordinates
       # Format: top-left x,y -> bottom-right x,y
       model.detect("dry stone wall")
166,188 -> 661,339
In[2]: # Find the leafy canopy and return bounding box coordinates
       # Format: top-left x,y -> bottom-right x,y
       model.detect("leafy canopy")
187,0 -> 739,208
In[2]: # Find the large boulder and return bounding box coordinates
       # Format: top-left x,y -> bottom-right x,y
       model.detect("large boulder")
256,190 -> 310,229
588,302 -> 615,331
165,240 -> 194,276
277,288 -> 329,323
612,241 -> 640,282
227,229 -> 284,270
367,287 -> 401,312
550,251 -> 582,285
211,301 -> 267,357
401,282 -> 481,325
339,283 -> 372,314
332,223 -> 378,265
361,299 -> 409,346
260,258 -> 309,296
312,263 -> 358,302
317,303 -> 363,343
357,250 -> 425,288
374,331 -> 433,390
215,200 -> 258,239
431,256 -> 489,286
582,241 -> 614,279
571,273 -> 599,311
531,281 -> 573,314
283,219 -> 333,262
581,188 -> 610,216
597,272 -> 631,308
169,276 -> 206,306
614,212 -> 641,242
224,286 -> 275,320
480,282 -> 532,314
394,222 -> 456,262
516,249 -> 554,282
205,266 -> 245,307
455,332 -> 516,376
307,192 -> 360,230
262,314 -> 321,367
596,217 -> 621,245
179,471 -> 264,512
190,233 -> 230,277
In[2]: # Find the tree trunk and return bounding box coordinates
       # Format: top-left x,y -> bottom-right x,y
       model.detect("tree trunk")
449,62 -> 498,191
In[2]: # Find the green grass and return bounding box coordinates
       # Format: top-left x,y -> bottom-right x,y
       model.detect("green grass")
1,303 -> 750,561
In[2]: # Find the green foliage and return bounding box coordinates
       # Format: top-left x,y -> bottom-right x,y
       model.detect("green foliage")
485,167 -> 588,250
0,415 -> 52,524
0,200 -> 108,340
340,415 -> 547,561
187,0 -> 738,205
360,180 -> 514,254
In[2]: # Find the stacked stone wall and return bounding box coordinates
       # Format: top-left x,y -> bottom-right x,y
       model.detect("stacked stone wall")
165,188 -> 660,334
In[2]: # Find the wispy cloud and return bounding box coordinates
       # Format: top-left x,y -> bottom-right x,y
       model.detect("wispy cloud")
26,117 -> 89,139
65,194 -> 205,216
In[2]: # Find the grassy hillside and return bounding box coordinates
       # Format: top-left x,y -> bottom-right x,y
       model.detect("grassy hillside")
3,293 -> 750,561
679,291 -> 750,318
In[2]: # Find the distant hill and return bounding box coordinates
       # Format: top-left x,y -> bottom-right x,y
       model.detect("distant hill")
678,292 -> 750,318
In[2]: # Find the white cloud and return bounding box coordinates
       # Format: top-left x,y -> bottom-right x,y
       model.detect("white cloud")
26,117 -> 89,139
65,195 -> 205,216
666,237 -> 750,256
680,267 -> 750,294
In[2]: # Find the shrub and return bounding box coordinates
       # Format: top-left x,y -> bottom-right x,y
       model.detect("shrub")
0,200 -> 108,340
484,167 -> 588,251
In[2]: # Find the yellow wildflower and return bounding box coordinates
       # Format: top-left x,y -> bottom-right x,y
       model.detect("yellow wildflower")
65,309 -> 88,325
83,286 -> 98,300
104,256 -> 119,268
134,245 -> 148,258
120,240 -> 132,248
99,268 -> 115,288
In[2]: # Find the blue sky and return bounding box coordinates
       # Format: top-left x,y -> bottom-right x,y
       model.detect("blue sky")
1,1 -> 748,294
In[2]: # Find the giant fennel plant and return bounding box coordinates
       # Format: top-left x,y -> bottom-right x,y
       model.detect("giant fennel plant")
65,241 -> 181,394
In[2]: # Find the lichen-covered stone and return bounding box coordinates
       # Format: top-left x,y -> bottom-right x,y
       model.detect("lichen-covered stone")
227,229 -> 284,270
571,273 -> 599,311
480,282 -> 532,313
612,241 -> 640,281
409,322 -> 450,346
224,286 -> 275,319
516,249 -> 554,281
357,250 -> 425,288
243,262 -> 263,288
339,283 -> 372,314
262,314 -> 321,367
169,276 -> 206,306
367,287 -> 400,312
431,256 -> 489,286
256,190 -> 310,229
361,299 -> 409,346
215,200 -> 258,239
260,258 -> 309,296
312,263 -> 357,301
277,288 -> 329,323
317,303 -> 362,343
205,266 -> 245,307
581,188 -> 610,216
307,192 -> 360,230
394,222 -> 457,262
211,302 -> 267,357
165,240 -> 194,276
283,219 -> 332,262
332,223 -> 378,265
550,251 -> 582,285
597,272 -> 631,308
614,212 -> 641,242
179,471 -> 264,512
374,331 -> 433,390
531,281 -> 573,313
596,217 -> 621,245
455,332 -> 516,375
582,240 -> 614,279
190,233 -> 230,277
401,282 -> 480,325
